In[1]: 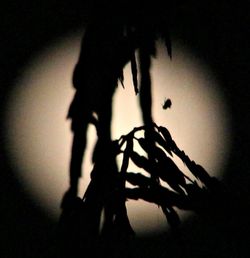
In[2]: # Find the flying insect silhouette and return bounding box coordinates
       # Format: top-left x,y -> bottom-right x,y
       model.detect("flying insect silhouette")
162,98 -> 172,110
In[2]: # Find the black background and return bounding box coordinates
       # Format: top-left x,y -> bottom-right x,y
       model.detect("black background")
0,1 -> 249,257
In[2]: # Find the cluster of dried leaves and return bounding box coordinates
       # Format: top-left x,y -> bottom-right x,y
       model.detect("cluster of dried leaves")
116,123 -> 221,229
57,123 -> 224,258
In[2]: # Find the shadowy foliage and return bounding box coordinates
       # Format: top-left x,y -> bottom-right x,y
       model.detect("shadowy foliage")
57,122 -> 223,258
62,0 -> 173,208
56,1 -> 224,257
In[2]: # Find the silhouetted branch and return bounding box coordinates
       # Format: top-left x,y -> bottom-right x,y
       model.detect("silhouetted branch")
57,2 -> 225,256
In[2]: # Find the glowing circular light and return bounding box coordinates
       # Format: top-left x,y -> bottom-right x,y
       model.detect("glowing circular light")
4,32 -> 231,236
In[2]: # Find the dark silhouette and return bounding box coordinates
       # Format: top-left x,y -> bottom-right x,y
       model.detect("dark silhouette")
57,1 -> 224,257
162,98 -> 172,109
62,0 -> 172,204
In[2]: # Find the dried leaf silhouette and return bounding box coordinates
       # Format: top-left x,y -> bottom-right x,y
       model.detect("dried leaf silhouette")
152,130 -> 173,157
137,137 -> 169,163
157,125 -> 173,144
129,150 -> 152,172
121,136 -> 133,176
155,158 -> 186,195
119,70 -> 125,88
161,206 -> 180,228
126,172 -> 158,189
130,52 -> 139,94
112,203 -> 135,237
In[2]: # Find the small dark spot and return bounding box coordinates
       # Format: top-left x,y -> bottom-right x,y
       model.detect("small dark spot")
162,98 -> 172,110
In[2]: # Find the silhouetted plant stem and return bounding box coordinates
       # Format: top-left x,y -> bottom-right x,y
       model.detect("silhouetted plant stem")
57,2 -> 225,255
58,121 -> 224,256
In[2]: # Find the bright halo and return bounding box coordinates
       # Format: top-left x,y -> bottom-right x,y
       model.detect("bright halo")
4,31 -> 231,236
